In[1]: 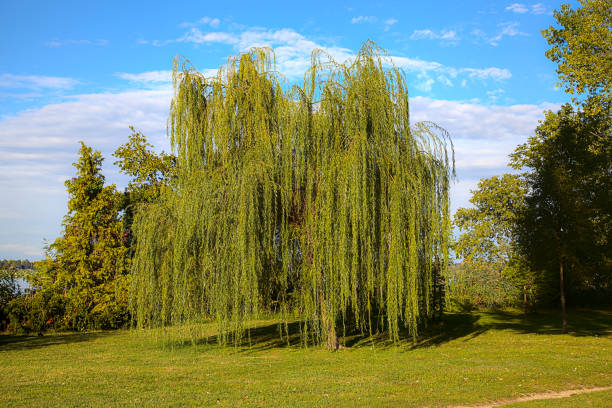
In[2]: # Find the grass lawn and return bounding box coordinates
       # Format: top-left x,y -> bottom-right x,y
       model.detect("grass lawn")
1,309 -> 611,407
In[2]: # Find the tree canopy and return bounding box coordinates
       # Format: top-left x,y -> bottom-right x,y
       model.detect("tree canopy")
130,42 -> 454,348
510,104 -> 612,307
454,174 -> 526,271
542,0 -> 612,113
452,174 -> 532,310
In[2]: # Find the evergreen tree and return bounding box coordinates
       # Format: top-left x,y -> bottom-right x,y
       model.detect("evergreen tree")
36,142 -> 130,330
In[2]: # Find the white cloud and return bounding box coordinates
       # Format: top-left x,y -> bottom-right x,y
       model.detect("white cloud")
180,16 -> 221,28
384,18 -> 398,31
486,88 -> 505,103
474,22 -> 528,46
117,70 -> 173,84
410,29 -> 459,43
44,39 -> 108,47
177,29 -> 238,45
505,3 -> 529,13
0,88 -> 173,259
506,3 -> 548,14
531,3 -> 547,14
463,67 -> 512,81
0,74 -> 78,90
410,97 -> 560,212
351,16 -> 377,24
168,26 -> 509,88
0,89 -> 171,151
116,69 -> 219,87
391,56 -> 511,88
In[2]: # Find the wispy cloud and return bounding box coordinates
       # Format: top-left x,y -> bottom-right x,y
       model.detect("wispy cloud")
390,56 -> 511,90
45,39 -> 108,47
473,22 -> 528,46
384,18 -> 398,31
410,29 -> 459,44
505,3 -> 548,15
177,29 -> 238,45
350,16 -> 377,24
0,74 -> 78,90
160,26 -> 509,89
117,70 -> 173,84
180,16 -> 221,28
350,16 -> 398,31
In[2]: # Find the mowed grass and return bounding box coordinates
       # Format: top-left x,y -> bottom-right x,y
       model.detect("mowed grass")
1,309 -> 611,407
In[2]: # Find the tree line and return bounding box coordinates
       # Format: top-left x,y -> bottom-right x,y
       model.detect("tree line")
452,0 -> 611,333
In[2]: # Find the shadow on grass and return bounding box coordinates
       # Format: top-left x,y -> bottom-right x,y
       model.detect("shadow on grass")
176,308 -> 612,352
0,331 -> 114,351
6,309 -> 609,353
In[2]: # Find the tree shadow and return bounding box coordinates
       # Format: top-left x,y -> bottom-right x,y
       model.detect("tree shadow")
473,308 -> 612,337
407,308 -> 612,350
173,321 -> 306,352
0,331 -> 114,351
186,309 -> 612,352
11,309 -> 606,353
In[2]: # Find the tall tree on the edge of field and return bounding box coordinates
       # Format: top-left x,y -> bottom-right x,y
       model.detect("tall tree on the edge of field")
130,42 -> 454,349
35,142 -> 130,330
510,105 -> 611,333
113,127 -> 176,258
453,174 -> 533,310
542,0 -> 612,114
511,0 -> 612,332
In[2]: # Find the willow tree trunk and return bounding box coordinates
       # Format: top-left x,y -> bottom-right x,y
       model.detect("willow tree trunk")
560,256 -> 567,333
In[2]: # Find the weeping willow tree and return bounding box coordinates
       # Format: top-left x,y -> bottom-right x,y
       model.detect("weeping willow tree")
131,42 -> 454,349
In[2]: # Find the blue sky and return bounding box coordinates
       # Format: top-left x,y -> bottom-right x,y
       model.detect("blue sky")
0,0 -> 574,259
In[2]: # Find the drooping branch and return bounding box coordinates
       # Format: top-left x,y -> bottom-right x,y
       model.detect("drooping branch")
131,41 -> 454,348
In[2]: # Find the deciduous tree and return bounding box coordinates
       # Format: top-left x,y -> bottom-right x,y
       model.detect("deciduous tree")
543,0 -> 612,114
510,105 -> 611,332
453,174 -> 532,310
130,43 -> 454,348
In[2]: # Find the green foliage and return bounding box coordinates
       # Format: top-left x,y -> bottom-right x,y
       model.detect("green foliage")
6,290 -> 66,334
131,42 -> 454,347
0,270 -> 20,330
0,259 -> 35,270
542,0 -> 612,113
454,174 -> 526,270
510,104 -> 612,305
33,143 -> 131,330
452,174 -> 532,309
448,263 -> 520,311
113,127 -> 176,204
113,128 -> 177,256
0,262 -> 35,331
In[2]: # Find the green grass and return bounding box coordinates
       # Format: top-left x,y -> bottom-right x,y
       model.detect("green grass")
1,309 -> 611,407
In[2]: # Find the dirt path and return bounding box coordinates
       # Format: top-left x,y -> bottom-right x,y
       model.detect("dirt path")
450,385 -> 612,407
